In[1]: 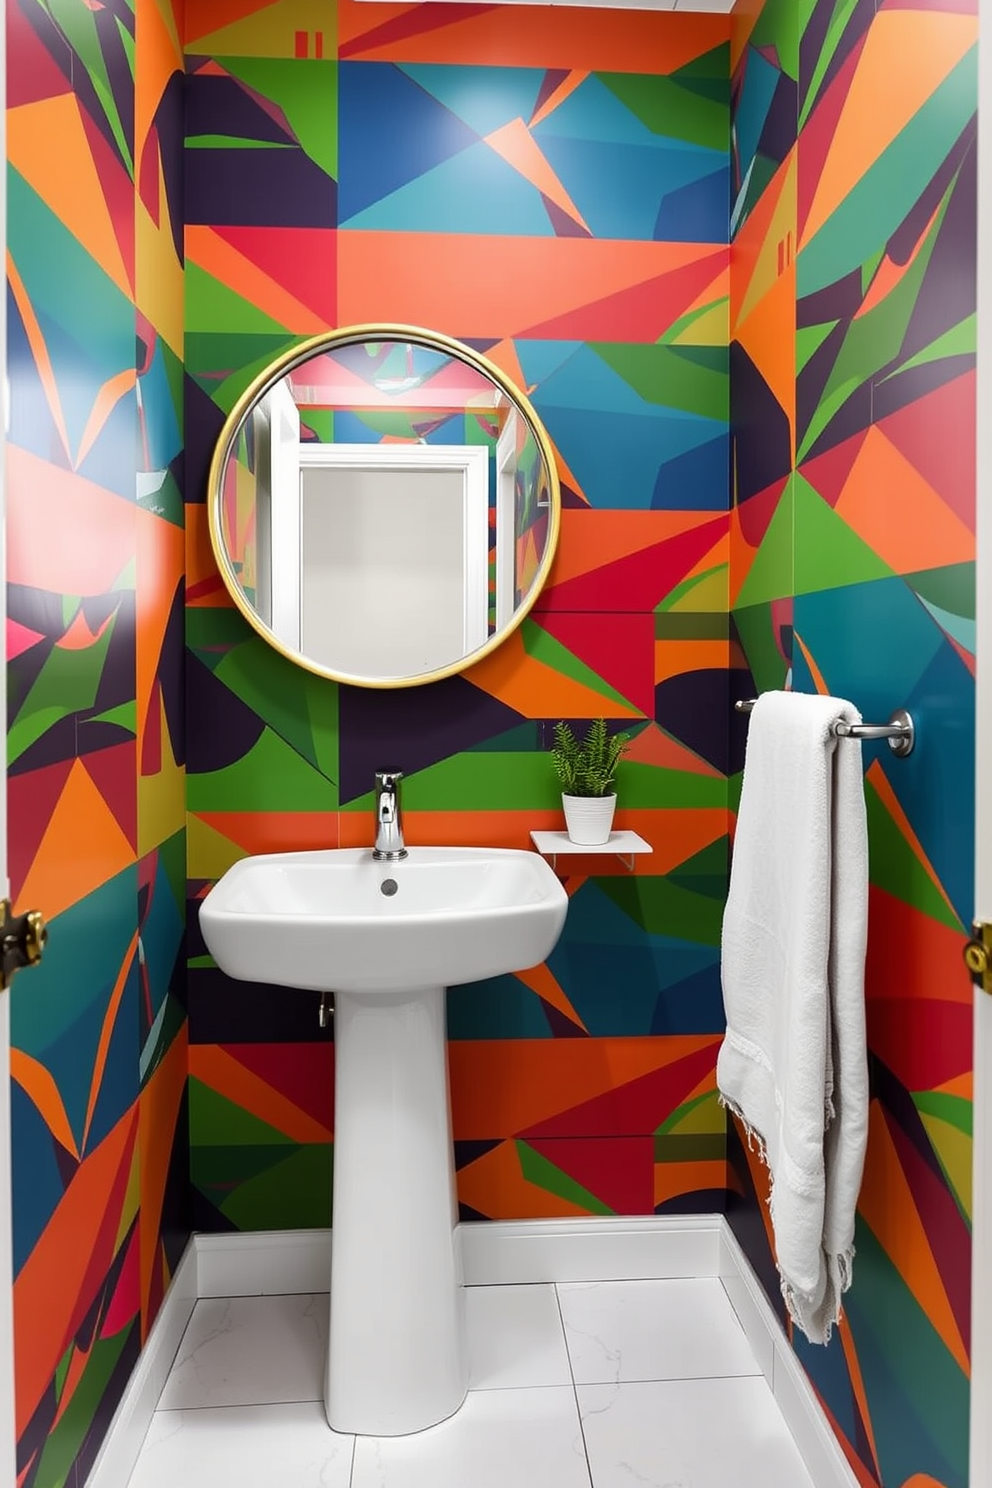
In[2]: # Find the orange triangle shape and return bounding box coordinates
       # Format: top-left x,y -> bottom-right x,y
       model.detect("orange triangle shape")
858,1104 -> 968,1373
16,760 -> 136,921
465,629 -> 641,721
485,117 -> 590,232
802,10 -> 977,250
625,721 -> 724,779
9,95 -> 131,296
834,426 -> 974,573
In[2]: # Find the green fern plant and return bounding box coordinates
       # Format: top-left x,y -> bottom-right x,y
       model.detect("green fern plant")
551,718 -> 630,798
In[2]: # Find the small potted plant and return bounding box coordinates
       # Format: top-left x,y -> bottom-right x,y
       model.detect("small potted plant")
550,718 -> 631,845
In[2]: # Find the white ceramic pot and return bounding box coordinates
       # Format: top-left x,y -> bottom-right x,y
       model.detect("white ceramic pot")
562,793 -> 616,846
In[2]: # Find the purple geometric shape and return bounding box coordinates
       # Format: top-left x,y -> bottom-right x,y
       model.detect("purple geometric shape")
186,652 -> 265,773
184,374 -> 228,505
655,668 -> 731,775
731,342 -> 791,499
337,675 -> 523,803
186,148 -> 336,228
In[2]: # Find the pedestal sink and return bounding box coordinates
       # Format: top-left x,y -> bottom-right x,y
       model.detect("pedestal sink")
198,846 -> 568,1436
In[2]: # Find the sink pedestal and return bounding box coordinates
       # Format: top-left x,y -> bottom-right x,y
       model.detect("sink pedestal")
326,985 -> 468,1435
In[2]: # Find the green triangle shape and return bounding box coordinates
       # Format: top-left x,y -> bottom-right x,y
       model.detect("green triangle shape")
91,700 -> 137,733
733,599 -> 790,694
890,314 -> 976,378
187,723 -> 338,813
734,477 -> 795,609
913,1091 -> 972,1137
905,564 -> 974,621
221,57 -> 338,179
189,1077 -> 296,1146
514,1140 -> 614,1216
215,635 -> 334,777
599,69 -> 727,151
186,261 -> 291,336
223,1144 -> 333,1230
794,473 -> 896,595
864,779 -> 961,931
796,320 -> 837,373
521,619 -> 639,711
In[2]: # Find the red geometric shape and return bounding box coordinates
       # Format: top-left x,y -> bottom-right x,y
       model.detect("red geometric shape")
101,1226 -> 140,1337
736,476 -> 788,545
8,617 -> 46,660
78,106 -> 136,292
8,758 -> 74,902
797,30 -> 870,246
538,514 -> 728,613
141,677 -> 162,775
866,997 -> 971,1092
213,225 -> 338,326
525,1135 -> 655,1214
799,428 -> 869,508
877,371 -> 976,530
521,1042 -> 718,1139
885,1113 -> 972,1349
522,252 -> 728,344
7,0 -> 73,109
536,612 -> 655,715
225,1042 -> 334,1131
83,742 -> 138,852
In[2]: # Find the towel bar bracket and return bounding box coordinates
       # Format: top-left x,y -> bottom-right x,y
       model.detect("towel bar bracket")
735,700 -> 915,757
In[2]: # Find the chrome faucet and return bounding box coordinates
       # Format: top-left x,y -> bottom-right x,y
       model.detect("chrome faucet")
373,772 -> 407,860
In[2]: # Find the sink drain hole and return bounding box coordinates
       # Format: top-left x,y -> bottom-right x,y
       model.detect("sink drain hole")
380,878 -> 399,896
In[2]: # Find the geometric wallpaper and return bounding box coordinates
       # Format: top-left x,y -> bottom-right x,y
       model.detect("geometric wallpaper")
185,0 -> 735,1237
7,0 -> 186,1479
3,0 -> 978,1480
729,0 -> 975,1483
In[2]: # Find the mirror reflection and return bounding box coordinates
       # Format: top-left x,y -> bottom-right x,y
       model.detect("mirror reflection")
209,328 -> 561,686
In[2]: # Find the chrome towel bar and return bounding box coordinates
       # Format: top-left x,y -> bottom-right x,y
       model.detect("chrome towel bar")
735,699 -> 915,757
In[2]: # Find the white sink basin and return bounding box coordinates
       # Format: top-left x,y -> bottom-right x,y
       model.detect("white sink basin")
199,846 -> 567,995
197,844 -> 568,1439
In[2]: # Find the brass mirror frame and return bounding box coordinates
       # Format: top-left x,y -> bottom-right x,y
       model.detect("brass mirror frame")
206,323 -> 562,688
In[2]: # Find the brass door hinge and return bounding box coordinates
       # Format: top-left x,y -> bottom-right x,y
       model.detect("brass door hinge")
964,921 -> 992,995
0,898 -> 47,991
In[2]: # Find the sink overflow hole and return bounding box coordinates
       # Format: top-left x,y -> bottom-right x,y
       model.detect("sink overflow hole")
380,878 -> 399,896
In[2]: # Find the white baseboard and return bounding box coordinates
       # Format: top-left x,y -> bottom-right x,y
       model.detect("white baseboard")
461,1213 -> 723,1284
85,1215 -> 859,1488
83,1242 -> 198,1488
196,1226 -> 332,1297
719,1224 -> 861,1488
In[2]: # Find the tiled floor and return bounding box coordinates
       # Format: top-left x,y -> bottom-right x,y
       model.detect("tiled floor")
127,1279 -> 816,1488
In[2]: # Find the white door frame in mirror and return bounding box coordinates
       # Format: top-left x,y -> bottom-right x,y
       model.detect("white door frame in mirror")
268,442 -> 490,673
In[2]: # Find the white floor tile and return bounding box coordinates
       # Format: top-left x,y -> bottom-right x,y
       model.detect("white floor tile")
127,1403 -> 353,1488
158,1293 -> 328,1409
466,1284 -> 572,1390
578,1377 -> 816,1488
558,1278 -> 761,1384
350,1385 -> 592,1488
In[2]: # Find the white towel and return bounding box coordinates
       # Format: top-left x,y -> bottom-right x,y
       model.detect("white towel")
717,690 -> 870,1344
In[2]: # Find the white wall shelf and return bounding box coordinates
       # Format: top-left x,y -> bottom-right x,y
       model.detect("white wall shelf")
530,829 -> 653,872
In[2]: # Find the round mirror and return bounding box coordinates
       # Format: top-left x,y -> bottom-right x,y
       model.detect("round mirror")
207,325 -> 561,687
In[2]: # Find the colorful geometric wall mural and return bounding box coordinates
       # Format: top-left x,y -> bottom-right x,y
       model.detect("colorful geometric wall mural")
5,0 -> 977,1481
729,0 -> 976,1483
184,0 -> 734,1236
6,0 -> 187,1479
